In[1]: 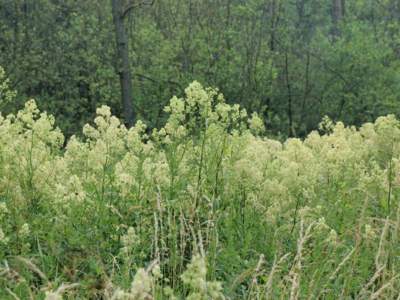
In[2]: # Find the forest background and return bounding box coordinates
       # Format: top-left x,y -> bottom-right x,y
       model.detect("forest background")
1,0 -> 400,138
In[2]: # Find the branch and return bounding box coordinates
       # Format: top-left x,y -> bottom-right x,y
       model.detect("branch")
134,73 -> 183,92
122,0 -> 155,19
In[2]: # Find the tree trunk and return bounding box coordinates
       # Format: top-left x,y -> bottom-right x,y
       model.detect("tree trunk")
269,0 -> 277,51
332,0 -> 345,37
111,0 -> 135,127
284,52 -> 295,137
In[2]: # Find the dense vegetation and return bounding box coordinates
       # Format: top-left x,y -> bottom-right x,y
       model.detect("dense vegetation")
1,0 -> 400,137
1,1 -> 400,299
0,79 -> 400,298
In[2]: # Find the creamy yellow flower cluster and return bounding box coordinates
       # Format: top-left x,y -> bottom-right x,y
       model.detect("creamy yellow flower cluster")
1,81 -> 399,238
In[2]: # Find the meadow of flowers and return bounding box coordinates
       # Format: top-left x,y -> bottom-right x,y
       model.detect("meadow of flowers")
0,82 -> 399,299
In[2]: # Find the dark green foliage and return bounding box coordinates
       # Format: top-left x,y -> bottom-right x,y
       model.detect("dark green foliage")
1,0 -> 400,136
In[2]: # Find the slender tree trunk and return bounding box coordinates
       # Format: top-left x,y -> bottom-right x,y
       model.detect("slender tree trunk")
111,0 -> 135,127
13,0 -> 20,60
332,0 -> 345,38
269,0 -> 276,51
284,52 -> 295,137
300,52 -> 310,130
225,0 -> 232,50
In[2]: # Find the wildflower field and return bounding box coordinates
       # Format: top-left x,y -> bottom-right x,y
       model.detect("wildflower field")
1,82 -> 400,299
